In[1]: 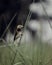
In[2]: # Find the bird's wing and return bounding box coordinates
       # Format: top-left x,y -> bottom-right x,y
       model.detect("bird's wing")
14,31 -> 17,41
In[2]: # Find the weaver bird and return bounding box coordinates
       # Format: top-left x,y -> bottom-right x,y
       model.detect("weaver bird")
14,25 -> 24,41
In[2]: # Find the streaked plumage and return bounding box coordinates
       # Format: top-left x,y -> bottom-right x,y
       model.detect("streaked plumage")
14,25 -> 23,41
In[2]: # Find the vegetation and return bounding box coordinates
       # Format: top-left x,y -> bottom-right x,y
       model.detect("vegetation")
0,41 -> 52,65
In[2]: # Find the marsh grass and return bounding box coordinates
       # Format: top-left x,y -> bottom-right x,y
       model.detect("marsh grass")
0,42 -> 52,65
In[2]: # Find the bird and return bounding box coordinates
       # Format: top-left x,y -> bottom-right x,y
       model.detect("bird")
14,25 -> 24,41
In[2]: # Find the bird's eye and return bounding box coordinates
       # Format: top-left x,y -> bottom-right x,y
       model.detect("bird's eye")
17,28 -> 21,31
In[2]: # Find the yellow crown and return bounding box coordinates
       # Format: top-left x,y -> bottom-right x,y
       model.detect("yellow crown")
17,25 -> 23,29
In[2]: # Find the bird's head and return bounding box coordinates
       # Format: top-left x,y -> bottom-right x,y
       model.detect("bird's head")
17,25 -> 24,31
